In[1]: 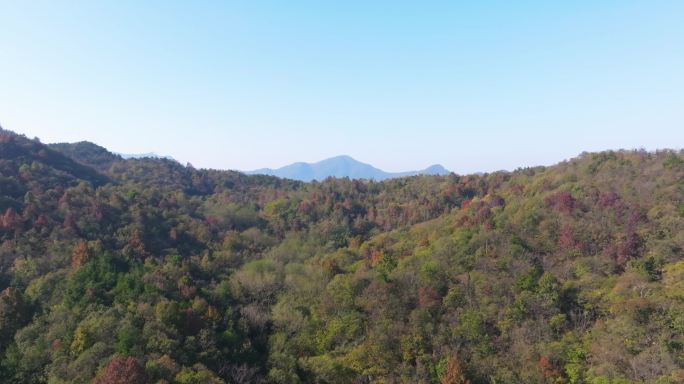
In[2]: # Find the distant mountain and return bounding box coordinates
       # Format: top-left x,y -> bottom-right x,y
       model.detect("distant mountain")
247,155 -> 450,181
117,152 -> 176,161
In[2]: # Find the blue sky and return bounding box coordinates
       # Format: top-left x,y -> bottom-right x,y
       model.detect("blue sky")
1,1 -> 683,174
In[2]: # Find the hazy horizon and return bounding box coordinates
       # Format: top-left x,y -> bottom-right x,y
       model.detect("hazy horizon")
4,127 -> 682,176
2,1 -> 683,174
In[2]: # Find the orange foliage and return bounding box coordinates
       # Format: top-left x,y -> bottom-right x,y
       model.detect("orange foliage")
441,355 -> 470,384
71,240 -> 90,269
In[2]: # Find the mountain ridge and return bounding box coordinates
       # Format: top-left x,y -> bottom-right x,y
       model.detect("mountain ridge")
247,155 -> 450,181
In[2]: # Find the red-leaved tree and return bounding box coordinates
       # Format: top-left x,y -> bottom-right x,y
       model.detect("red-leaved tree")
93,356 -> 147,384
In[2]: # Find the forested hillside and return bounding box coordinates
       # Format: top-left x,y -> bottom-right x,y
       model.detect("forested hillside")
1,128 -> 683,383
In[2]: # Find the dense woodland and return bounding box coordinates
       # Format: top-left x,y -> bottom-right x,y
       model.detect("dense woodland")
1,128 -> 683,383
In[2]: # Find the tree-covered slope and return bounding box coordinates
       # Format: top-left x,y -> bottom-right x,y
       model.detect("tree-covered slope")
1,130 -> 683,383
48,141 -> 123,173
0,130 -> 109,188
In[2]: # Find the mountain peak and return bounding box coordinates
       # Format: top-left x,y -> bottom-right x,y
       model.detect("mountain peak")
247,155 -> 450,181
423,164 -> 449,174
329,154 -> 355,160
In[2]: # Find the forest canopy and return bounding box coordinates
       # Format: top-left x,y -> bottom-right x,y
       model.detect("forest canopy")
1,128 -> 683,383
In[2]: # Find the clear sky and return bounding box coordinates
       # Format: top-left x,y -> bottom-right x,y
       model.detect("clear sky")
1,1 -> 683,174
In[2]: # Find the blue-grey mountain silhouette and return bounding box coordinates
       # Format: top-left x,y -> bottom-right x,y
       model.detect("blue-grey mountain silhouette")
247,155 -> 449,181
